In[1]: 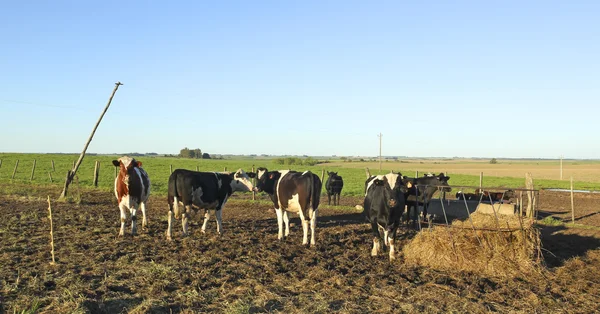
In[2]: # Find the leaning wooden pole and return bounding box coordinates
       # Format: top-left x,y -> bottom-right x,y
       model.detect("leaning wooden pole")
570,176 -> 575,224
47,196 -> 56,265
59,82 -> 122,200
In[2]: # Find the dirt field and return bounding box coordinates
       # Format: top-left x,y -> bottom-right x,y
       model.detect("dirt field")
1,190 -> 600,313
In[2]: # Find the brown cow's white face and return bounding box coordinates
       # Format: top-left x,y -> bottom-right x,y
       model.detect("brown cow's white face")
230,169 -> 257,192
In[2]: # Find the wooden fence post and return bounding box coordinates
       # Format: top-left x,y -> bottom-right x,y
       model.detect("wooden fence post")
114,165 -> 117,178
415,170 -> 419,178
0,159 -> 2,171
571,176 -> 575,224
224,167 -> 227,172
170,164 -> 173,174
479,172 -> 483,189
365,168 -> 371,179
47,196 -> 56,265
321,169 -> 325,183
252,165 -> 256,201
30,159 -> 36,181
525,172 -> 534,218
93,161 -> 100,187
195,165 -> 199,171
48,172 -> 53,183
51,160 -> 55,172
11,160 -> 19,179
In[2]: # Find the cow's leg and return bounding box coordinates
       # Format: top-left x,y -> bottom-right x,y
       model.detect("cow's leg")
173,197 -> 181,219
283,210 -> 290,237
201,209 -> 210,234
182,205 -> 192,236
327,193 -> 331,206
302,218 -> 309,246
130,206 -> 138,236
167,209 -> 174,241
275,208 -> 284,240
371,222 -> 380,256
140,201 -> 148,229
388,229 -> 397,261
309,209 -> 318,247
383,229 -> 389,246
119,203 -> 127,236
215,209 -> 223,235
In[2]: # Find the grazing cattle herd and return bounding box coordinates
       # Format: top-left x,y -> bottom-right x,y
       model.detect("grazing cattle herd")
110,156 -> 512,259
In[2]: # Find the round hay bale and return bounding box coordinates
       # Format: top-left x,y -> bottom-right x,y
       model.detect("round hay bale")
402,212 -> 542,278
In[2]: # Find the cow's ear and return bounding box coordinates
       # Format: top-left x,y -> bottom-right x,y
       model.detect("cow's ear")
136,161 -> 143,167
247,172 -> 256,178
112,160 -> 120,167
374,179 -> 385,186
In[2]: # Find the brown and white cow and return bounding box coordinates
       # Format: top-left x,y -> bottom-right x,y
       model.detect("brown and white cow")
112,156 -> 151,236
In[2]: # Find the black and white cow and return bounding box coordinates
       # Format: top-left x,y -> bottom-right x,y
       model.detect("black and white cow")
166,168 -> 256,240
363,172 -> 408,260
404,173 -> 451,226
325,171 -> 344,206
112,156 -> 151,236
255,168 -> 322,246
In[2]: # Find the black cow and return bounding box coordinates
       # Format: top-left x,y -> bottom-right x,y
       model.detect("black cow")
456,191 -> 479,201
404,173 -> 451,227
325,171 -> 344,206
166,168 -> 256,240
255,168 -> 322,246
363,173 -> 408,261
474,188 -> 516,203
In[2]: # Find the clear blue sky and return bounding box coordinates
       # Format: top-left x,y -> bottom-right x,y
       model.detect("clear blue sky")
1,1 -> 598,158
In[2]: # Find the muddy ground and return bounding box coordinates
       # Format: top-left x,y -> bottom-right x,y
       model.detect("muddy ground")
1,189 -> 600,313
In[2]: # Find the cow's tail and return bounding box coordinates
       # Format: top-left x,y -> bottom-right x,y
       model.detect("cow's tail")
310,172 -> 322,212
168,171 -> 181,219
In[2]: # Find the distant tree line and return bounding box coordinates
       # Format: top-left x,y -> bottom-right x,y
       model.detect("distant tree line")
273,157 -> 320,166
179,147 -> 211,159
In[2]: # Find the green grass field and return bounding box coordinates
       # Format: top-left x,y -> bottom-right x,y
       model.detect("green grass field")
1,153 -> 599,197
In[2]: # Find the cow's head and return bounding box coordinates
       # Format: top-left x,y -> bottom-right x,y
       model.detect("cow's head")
112,156 -> 142,178
327,171 -> 342,181
229,168 -> 257,192
427,172 -> 451,192
255,167 -> 281,194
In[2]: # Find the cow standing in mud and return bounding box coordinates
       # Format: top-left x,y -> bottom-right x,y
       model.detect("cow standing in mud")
363,172 -> 409,260
325,171 -> 344,206
254,168 -> 322,246
112,156 -> 151,236
166,169 -> 256,240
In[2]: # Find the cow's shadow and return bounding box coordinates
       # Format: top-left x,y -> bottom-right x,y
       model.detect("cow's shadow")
540,225 -> 600,268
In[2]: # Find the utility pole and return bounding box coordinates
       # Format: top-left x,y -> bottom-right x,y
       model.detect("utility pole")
59,82 -> 123,200
560,155 -> 563,180
378,133 -> 382,172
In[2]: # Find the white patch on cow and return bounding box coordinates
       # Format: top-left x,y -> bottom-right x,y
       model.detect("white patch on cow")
372,238 -> 380,256
201,210 -> 210,233
166,209 -> 173,240
118,156 -> 135,169
388,237 -> 396,260
275,208 -> 284,240
365,172 -> 401,196
287,193 -> 302,213
257,169 -> 267,180
275,170 -> 292,209
282,210 -> 290,237
302,171 -> 308,175
216,208 -> 223,235
191,187 -> 204,205
383,229 -> 389,246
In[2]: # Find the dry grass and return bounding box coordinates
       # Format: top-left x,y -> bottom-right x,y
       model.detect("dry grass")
403,212 -> 543,279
